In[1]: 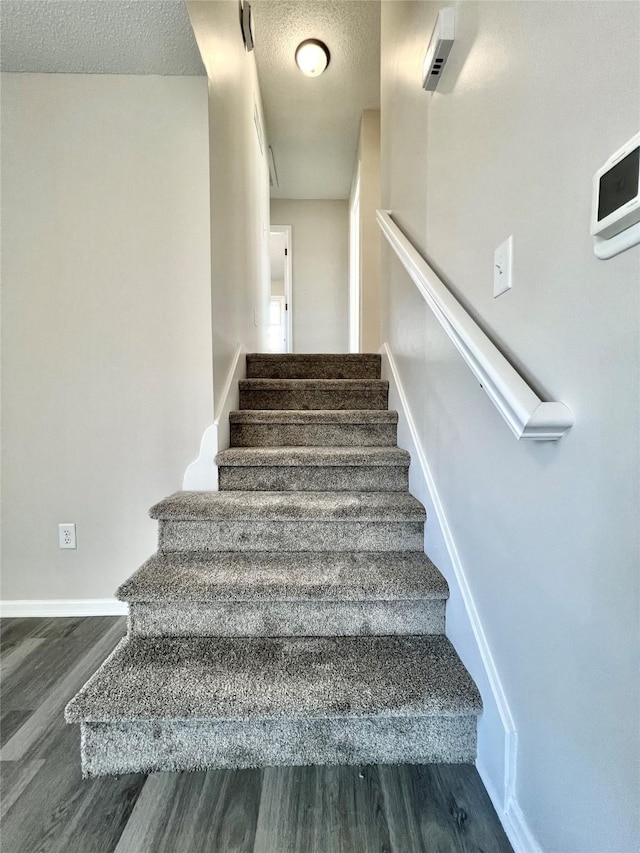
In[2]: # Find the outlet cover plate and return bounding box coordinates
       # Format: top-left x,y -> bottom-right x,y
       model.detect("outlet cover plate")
494,235 -> 513,297
58,523 -> 77,549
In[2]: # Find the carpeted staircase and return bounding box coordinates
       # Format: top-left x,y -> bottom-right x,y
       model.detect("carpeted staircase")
65,353 -> 481,776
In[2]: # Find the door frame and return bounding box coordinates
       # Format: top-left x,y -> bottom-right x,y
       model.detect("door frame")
270,225 -> 293,353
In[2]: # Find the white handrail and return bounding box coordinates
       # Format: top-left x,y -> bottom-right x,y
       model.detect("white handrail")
377,210 -> 574,440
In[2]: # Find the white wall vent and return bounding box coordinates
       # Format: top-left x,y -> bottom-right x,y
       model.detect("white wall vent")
240,1 -> 255,52
422,7 -> 455,92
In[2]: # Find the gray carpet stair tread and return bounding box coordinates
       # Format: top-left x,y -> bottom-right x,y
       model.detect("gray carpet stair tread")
239,379 -> 388,391
65,634 -> 482,723
116,551 -> 449,603
246,353 -> 381,379
229,409 -> 398,424
150,491 -> 426,522
215,447 -> 410,467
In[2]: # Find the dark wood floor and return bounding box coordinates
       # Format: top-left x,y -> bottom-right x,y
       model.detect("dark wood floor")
0,616 -> 512,853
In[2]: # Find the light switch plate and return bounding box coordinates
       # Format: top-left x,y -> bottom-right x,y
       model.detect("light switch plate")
494,235 -> 513,297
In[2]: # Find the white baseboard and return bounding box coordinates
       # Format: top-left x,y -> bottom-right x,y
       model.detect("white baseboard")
380,341 -> 540,853
478,755 -> 543,853
506,799 -> 544,853
0,599 -> 128,618
183,343 -> 247,491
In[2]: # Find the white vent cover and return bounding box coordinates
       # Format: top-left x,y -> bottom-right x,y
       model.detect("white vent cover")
241,1 -> 255,52
422,7 -> 455,92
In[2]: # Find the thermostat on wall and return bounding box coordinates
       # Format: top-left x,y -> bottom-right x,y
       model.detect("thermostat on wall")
422,7 -> 455,92
591,131 -> 640,259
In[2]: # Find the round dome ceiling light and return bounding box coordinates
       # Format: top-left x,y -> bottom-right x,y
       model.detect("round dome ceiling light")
295,39 -> 330,77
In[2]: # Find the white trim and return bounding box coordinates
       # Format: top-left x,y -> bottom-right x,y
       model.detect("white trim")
377,210 -> 574,441
477,758 -> 543,853
182,343 -> 247,491
506,799 -> 545,853
381,341 -> 541,853
270,226 -> 293,352
0,599 -> 128,618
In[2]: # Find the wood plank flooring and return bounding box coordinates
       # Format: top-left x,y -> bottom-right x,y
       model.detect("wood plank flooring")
0,616 -> 512,853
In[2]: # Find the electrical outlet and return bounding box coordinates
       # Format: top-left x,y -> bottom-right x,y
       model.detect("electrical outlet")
58,523 -> 77,549
494,235 -> 513,297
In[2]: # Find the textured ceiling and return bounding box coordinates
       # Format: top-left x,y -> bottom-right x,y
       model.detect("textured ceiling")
1,0 -> 379,197
252,0 -> 380,199
0,1 -> 205,75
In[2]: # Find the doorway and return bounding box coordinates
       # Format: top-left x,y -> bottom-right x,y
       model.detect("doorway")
268,226 -> 292,353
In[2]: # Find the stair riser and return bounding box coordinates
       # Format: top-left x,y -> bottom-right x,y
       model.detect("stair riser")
218,466 -> 409,492
79,716 -> 477,776
239,389 -> 388,411
158,520 -> 424,552
247,355 -> 381,380
230,422 -> 398,447
129,600 -> 445,638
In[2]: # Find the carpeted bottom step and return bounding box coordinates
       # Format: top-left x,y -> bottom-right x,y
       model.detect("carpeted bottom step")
78,715 -> 477,777
65,634 -> 482,776
118,551 -> 449,637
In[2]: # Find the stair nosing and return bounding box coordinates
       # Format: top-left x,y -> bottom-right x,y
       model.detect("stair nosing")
150,491 -> 426,522
239,379 -> 388,389
229,409 -> 398,423
116,551 -> 449,603
246,353 -> 381,359
65,634 -> 483,723
215,447 -> 410,467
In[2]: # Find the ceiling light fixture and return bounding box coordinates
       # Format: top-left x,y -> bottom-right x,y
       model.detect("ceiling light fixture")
295,39 -> 330,77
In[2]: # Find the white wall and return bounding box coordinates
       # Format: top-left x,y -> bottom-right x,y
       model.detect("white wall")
187,0 -> 270,402
271,199 -> 348,353
1,73 -> 212,601
381,3 -> 639,851
356,110 -> 382,352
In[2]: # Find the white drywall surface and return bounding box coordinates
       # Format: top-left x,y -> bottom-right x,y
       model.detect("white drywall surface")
380,2 -> 639,851
271,199 -> 349,353
187,0 -> 270,407
1,73 -> 212,600
357,110 -> 382,353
